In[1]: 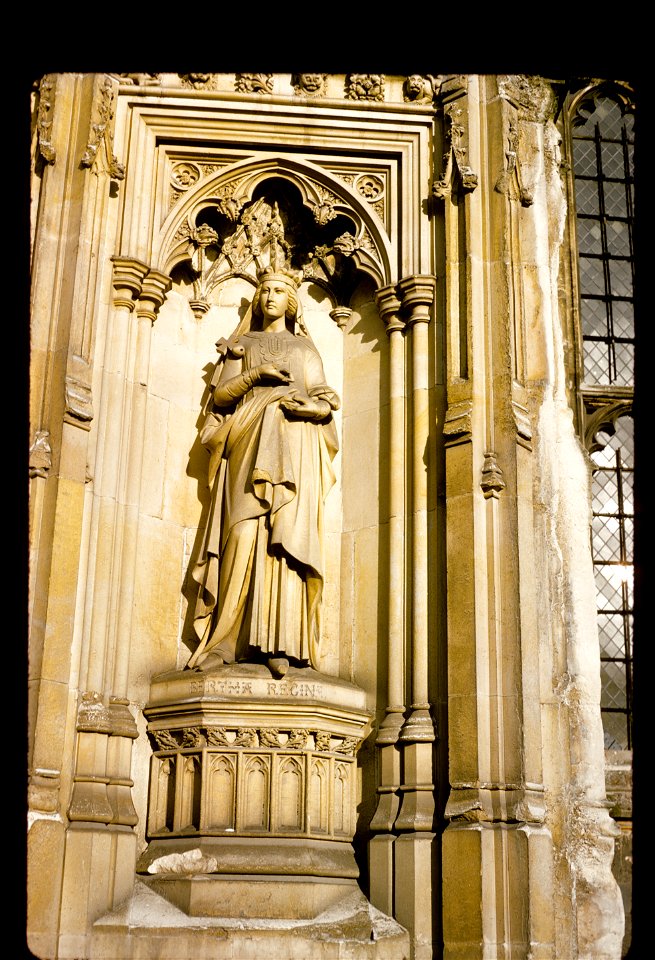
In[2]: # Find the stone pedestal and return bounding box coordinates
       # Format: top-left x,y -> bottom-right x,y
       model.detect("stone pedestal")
138,663 -> 373,922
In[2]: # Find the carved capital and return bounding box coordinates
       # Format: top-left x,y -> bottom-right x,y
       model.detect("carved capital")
76,691 -> 112,734
136,269 -> 172,323
111,256 -> 150,309
375,283 -> 404,334
397,275 -> 436,325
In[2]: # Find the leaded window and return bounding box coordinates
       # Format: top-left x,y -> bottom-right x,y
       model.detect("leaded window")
565,80 -> 635,750
590,415 -> 634,749
572,93 -> 635,387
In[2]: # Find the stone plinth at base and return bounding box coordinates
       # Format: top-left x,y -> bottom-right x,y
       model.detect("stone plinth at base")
90,881 -> 410,960
144,873 -> 359,919
140,663 -> 373,922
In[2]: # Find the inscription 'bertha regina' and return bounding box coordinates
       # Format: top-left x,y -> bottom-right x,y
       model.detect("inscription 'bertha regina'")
187,677 -> 325,699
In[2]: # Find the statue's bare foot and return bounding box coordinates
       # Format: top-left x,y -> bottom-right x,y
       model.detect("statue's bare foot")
268,657 -> 289,679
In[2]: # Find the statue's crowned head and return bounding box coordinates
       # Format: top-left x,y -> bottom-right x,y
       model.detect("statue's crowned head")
252,267 -> 303,327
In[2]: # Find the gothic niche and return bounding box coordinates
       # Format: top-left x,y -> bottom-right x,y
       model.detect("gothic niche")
169,177 -> 366,318
142,178 -> 376,920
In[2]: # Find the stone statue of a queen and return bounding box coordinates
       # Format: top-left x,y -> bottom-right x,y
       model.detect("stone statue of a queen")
187,268 -> 340,678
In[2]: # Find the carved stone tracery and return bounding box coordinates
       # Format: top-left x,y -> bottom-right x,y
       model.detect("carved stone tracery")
164,167 -> 386,315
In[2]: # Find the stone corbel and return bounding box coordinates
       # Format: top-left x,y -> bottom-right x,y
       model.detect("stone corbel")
480,451 -> 506,499
80,75 -> 125,182
329,307 -> 353,331
136,269 -> 172,324
64,377 -> 94,430
29,429 -> 52,478
36,74 -> 57,165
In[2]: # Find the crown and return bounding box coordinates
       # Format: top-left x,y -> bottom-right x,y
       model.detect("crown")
256,266 -> 303,289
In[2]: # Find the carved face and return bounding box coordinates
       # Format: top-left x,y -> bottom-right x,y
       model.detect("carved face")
259,280 -> 290,322
300,74 -> 323,93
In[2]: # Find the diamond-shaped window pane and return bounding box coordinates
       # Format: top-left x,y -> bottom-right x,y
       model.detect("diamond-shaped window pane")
577,218 -> 603,255
614,417 -> 634,463
600,660 -> 627,708
606,220 -> 631,257
583,340 -> 611,384
572,137 -> 597,174
609,259 -> 633,297
579,257 -> 605,296
613,342 -> 634,385
602,712 -> 628,750
594,565 -> 624,610
621,473 -> 634,515
624,516 -> 634,555
581,298 -> 608,338
597,612 -> 627,656
603,180 -> 628,218
592,515 -> 620,559
592,469 -> 618,513
612,302 -> 634,339
575,178 -> 600,215
600,141 -> 625,179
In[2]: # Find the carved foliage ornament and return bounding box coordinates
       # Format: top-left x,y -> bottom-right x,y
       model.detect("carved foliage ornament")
36,75 -> 57,165
150,725 -> 359,755
80,75 -> 125,182
179,73 -> 217,89
345,74 -> 385,102
433,102 -> 478,200
235,73 -> 273,94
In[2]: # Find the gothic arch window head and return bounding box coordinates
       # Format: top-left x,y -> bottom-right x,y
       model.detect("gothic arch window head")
571,87 -> 635,388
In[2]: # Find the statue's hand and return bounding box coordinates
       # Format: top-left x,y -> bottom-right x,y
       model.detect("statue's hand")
255,362 -> 293,384
280,392 -> 331,421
